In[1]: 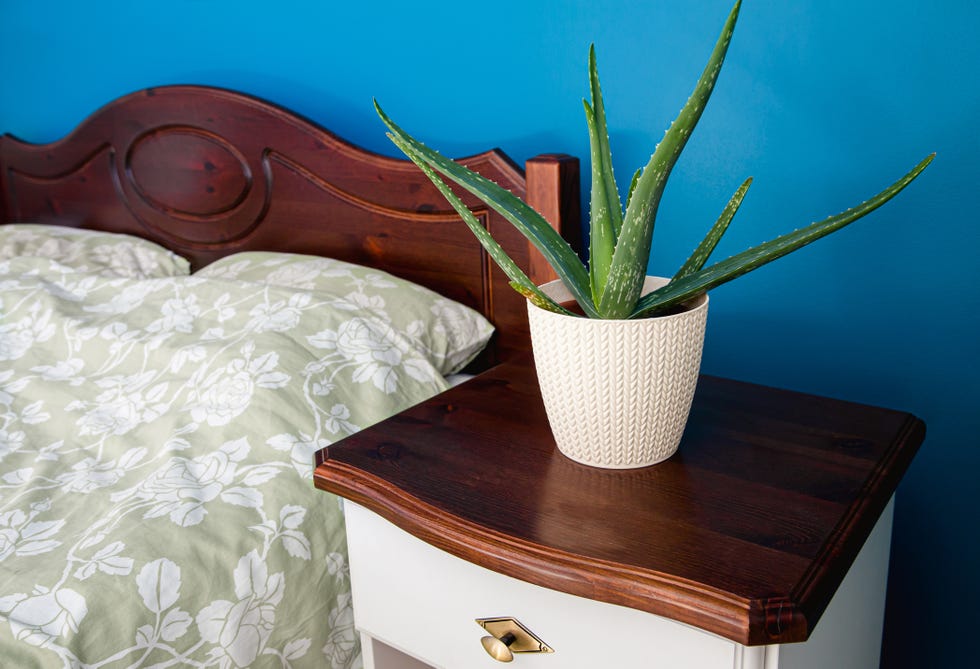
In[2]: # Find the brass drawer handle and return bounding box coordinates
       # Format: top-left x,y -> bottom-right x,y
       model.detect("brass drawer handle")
481,632 -> 517,662
476,617 -> 554,663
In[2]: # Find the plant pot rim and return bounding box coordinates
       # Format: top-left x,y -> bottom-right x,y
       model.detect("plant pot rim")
531,276 -> 708,324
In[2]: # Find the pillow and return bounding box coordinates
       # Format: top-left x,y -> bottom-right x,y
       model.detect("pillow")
0,224 -> 190,278
195,251 -> 494,375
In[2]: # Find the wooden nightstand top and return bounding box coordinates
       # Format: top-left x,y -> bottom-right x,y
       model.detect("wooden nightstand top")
313,356 -> 924,646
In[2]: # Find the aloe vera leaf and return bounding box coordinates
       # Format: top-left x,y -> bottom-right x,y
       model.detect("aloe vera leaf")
510,281 -> 572,314
585,45 -> 625,304
625,167 -> 642,211
674,176 -> 752,279
387,132 -> 575,317
584,100 -> 619,304
632,153 -> 935,318
376,100 -> 597,318
598,0 -> 742,319
589,45 -> 624,235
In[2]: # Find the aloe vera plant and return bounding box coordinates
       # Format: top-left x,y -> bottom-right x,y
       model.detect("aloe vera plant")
376,0 -> 933,319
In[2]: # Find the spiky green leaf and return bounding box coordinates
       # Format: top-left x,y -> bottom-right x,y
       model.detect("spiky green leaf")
632,153 -> 935,318
585,45 -> 625,305
588,45 -> 624,236
674,177 -> 752,279
598,0 -> 742,319
510,282 -> 573,314
387,132 -> 573,316
625,167 -> 642,211
584,100 -> 619,303
376,100 -> 597,317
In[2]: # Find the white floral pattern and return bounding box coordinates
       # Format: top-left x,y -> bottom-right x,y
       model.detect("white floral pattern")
0,587 -> 89,648
0,224 -> 190,278
196,251 -> 494,375
0,238 -> 487,668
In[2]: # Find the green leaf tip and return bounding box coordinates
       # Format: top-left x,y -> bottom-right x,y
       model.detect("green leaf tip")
594,0 -> 741,319
674,176 -> 753,281
632,153 -> 934,318
585,43 -> 625,308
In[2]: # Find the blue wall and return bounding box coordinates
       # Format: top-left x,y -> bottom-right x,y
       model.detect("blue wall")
2,1 -> 977,664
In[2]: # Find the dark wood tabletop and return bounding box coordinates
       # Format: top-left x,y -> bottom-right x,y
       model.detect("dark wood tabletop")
313,355 -> 924,646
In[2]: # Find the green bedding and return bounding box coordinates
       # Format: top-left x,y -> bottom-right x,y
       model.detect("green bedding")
0,243 -> 491,668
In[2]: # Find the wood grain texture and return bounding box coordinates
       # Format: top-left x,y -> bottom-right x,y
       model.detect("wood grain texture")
314,356 -> 925,646
0,86 -> 580,364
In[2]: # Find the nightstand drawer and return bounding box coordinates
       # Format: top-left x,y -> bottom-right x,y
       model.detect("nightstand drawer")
344,502 -> 751,669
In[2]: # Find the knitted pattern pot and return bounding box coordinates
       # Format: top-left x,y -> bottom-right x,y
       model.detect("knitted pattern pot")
527,277 -> 708,468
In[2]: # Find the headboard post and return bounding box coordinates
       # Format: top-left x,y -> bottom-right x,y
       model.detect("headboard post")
525,154 -> 582,285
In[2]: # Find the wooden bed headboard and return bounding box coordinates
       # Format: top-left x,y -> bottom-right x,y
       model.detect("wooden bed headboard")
0,85 -> 580,365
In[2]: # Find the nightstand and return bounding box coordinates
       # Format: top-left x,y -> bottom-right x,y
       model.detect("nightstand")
314,356 -> 924,668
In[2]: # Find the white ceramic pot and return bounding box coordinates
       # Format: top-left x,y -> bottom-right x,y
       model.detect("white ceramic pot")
527,277 -> 708,469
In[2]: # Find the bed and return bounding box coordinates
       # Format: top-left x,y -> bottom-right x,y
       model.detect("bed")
0,85 -> 580,668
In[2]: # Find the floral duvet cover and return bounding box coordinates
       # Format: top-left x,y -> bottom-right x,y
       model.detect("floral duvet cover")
0,246 -> 489,669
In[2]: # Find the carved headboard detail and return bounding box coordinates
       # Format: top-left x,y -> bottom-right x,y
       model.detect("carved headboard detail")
0,85 -> 580,364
